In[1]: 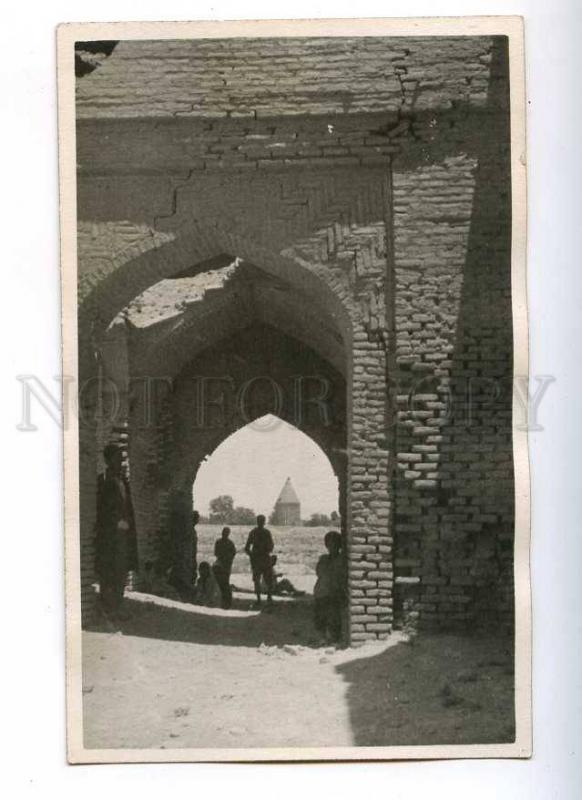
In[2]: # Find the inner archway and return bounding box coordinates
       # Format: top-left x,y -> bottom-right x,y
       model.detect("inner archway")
194,413 -> 340,525
192,413 -> 342,605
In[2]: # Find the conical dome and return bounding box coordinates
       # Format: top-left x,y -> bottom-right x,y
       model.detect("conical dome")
276,477 -> 300,505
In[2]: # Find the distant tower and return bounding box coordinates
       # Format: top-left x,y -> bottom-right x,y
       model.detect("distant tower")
272,477 -> 301,526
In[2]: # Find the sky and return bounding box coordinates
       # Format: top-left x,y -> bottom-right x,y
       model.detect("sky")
193,414 -> 339,519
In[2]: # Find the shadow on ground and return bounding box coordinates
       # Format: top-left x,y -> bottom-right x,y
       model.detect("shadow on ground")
87,591 -> 321,648
83,593 -> 516,748
334,633 -> 515,746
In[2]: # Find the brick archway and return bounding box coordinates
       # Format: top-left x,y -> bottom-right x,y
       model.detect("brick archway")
129,318 -> 349,618
79,216 -> 394,642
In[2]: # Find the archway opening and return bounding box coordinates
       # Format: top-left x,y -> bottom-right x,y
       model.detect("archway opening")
86,245 -> 366,645
192,413 -> 342,603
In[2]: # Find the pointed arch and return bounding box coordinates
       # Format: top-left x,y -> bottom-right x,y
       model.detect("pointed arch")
191,413 -> 340,526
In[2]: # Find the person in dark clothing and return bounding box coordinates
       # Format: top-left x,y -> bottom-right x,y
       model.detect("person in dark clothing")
213,526 -> 236,609
169,504 -> 199,601
261,555 -> 305,597
191,509 -> 200,584
95,444 -> 138,619
245,515 -> 274,608
141,560 -> 180,600
313,531 -> 346,645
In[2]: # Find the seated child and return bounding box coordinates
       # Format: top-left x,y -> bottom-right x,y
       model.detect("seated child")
313,531 -> 346,645
142,560 -> 180,599
261,555 -> 305,597
196,561 -> 222,607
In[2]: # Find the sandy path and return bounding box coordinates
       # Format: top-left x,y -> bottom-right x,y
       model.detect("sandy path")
82,589 -> 368,750
82,588 -> 514,751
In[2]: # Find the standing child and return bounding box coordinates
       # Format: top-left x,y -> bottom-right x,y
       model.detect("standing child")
313,531 -> 346,645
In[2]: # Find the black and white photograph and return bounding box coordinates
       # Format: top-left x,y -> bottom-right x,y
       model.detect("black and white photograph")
58,17 -> 529,762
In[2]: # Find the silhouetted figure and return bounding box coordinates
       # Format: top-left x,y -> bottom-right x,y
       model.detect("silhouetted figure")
196,561 -> 221,607
95,444 -> 138,619
245,514 -> 274,608
261,555 -> 305,597
169,505 -> 199,601
141,560 -> 179,600
313,531 -> 346,645
213,526 -> 236,609
191,509 -> 199,582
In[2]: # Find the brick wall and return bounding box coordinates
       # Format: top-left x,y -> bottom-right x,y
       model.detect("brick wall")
75,35 -> 514,639
75,37 -> 496,120
390,39 -> 513,630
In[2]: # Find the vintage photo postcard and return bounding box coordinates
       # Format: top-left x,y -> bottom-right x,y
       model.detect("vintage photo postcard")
58,16 -> 530,763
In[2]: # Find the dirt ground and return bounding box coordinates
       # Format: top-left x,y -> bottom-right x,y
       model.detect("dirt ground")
82,581 -> 515,751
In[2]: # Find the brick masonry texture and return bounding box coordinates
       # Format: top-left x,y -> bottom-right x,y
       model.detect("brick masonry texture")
76,37 -> 496,119
76,36 -> 514,641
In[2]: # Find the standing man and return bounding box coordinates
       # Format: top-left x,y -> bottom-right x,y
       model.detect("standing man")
213,526 -> 236,609
95,443 -> 138,620
245,515 -> 274,608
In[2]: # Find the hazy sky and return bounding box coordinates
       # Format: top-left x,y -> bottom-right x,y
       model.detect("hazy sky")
193,414 -> 339,519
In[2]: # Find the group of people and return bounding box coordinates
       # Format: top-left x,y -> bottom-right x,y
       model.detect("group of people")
94,443 -> 347,643
165,514 -> 305,611
139,517 -> 235,610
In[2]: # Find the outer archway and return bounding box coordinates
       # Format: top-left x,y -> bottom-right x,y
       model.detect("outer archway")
79,224 -> 394,644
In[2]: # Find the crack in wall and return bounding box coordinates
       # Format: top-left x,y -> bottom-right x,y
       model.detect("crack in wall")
152,169 -> 196,230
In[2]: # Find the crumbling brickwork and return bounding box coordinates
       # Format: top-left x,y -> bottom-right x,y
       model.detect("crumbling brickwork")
76,35 -> 513,640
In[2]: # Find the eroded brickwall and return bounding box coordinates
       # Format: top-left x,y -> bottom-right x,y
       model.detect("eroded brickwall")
75,37 -> 497,120
76,35 -> 514,638
390,40 -> 513,630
